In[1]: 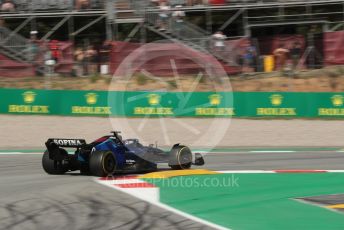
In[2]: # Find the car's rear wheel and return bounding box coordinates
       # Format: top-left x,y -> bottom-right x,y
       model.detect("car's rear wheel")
42,150 -> 69,175
169,145 -> 192,170
89,151 -> 116,177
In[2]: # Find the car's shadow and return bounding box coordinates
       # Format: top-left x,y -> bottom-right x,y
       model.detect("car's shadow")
65,167 -> 172,177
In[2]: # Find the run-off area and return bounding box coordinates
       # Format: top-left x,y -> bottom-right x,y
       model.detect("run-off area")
99,172 -> 344,230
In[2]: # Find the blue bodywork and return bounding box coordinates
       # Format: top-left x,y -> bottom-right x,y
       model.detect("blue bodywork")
76,136 -> 164,171
93,139 -> 127,167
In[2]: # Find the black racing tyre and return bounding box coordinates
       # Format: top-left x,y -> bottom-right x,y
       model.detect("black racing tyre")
42,150 -> 69,175
168,145 -> 192,170
89,151 -> 116,177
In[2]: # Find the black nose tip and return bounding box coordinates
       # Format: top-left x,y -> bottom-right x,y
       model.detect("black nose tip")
194,153 -> 205,166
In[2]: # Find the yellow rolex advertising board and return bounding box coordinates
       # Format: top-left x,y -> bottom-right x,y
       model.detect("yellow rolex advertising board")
5,90 -> 53,114
317,94 -> 344,116
233,92 -> 304,117
63,91 -> 112,115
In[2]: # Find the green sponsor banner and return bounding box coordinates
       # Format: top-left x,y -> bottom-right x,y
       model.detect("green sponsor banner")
60,91 -> 112,116
312,93 -> 344,117
1,88 -> 344,118
0,88 -> 60,115
109,91 -> 234,117
233,92 -> 310,117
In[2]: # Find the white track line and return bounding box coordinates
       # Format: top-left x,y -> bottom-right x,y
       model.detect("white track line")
250,151 -> 296,153
326,170 -> 344,173
0,152 -> 42,155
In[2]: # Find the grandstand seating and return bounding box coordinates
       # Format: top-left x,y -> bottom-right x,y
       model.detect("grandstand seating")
53,41 -> 74,75
0,32 -> 74,77
0,53 -> 34,77
110,41 -> 241,76
324,31 -> 344,66
0,26 -> 35,63
0,0 -> 343,77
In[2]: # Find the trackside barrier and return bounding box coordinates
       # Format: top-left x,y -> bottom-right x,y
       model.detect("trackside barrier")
1,88 -> 344,118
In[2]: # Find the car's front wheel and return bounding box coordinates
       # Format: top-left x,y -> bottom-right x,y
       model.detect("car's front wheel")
168,145 -> 192,170
89,151 -> 116,177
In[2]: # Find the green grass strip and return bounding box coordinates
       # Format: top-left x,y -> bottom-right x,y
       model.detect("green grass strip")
144,173 -> 344,230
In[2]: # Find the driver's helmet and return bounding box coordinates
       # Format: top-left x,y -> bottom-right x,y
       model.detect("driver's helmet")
110,134 -> 122,143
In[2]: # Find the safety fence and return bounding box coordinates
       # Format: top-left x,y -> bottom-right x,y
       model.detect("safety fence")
2,0 -> 333,14
1,88 -> 344,118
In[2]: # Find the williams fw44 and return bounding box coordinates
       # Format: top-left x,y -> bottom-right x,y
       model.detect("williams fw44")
42,131 -> 205,177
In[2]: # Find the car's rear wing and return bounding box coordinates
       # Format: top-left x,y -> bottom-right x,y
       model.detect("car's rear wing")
45,138 -> 87,161
46,138 -> 86,148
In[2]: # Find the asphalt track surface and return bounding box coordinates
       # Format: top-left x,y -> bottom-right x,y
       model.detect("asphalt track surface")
1,151 -> 344,230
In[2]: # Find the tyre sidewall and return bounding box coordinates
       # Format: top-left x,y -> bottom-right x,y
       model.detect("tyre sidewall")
42,150 -> 69,175
89,151 -> 116,177
168,145 -> 192,170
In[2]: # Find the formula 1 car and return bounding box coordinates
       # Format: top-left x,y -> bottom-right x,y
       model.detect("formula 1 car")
42,131 -> 205,177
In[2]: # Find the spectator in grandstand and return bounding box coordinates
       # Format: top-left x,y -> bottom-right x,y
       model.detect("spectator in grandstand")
212,31 -> 226,53
273,44 -> 289,71
1,0 -> 16,12
75,0 -> 90,10
43,45 -> 55,76
30,30 -> 38,40
74,47 -> 85,77
290,42 -> 302,70
172,5 -> 185,36
187,0 -> 204,6
244,41 -> 258,72
27,31 -> 39,62
99,40 -> 112,75
85,45 -> 97,75
158,0 -> 171,31
49,40 -> 62,63
150,0 -> 160,7
0,17 -> 5,27
172,5 -> 185,22
237,49 -> 245,72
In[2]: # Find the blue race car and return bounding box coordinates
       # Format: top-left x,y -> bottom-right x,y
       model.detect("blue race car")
42,131 -> 205,177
